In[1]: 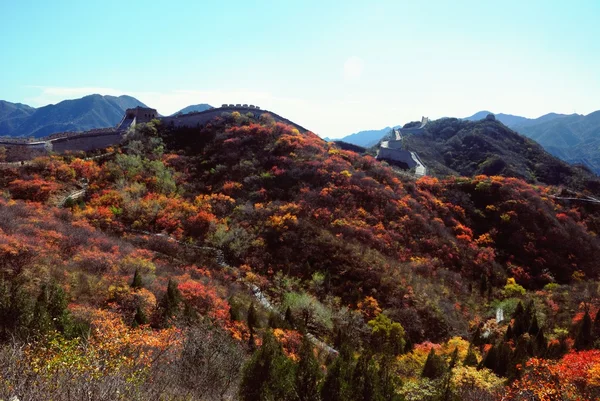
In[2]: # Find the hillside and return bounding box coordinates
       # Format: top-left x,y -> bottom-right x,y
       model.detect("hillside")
2,113 -> 600,399
0,94 -> 147,137
466,110 -> 600,174
171,103 -> 213,116
402,117 -> 600,193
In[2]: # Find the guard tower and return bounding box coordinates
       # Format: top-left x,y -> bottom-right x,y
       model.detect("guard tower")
117,107 -> 159,130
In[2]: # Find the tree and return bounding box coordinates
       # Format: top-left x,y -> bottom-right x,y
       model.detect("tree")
463,343 -> 478,367
133,306 -> 148,327
368,313 -> 405,355
294,336 -> 323,401
321,345 -> 354,401
422,348 -> 446,379
159,279 -> 181,327
240,330 -> 296,401
575,310 -> 593,350
131,269 -> 143,289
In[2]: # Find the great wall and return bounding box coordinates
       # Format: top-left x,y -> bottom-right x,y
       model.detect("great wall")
1,103 -> 428,177
0,104 -> 309,163
376,117 -> 428,176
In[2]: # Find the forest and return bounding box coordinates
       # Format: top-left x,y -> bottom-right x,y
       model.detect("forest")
1,111 -> 600,400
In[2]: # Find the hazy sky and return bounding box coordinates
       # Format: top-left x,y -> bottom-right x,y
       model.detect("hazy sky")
2,0 -> 599,138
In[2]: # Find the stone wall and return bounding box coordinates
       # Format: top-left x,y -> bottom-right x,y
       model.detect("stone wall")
376,148 -> 417,168
160,106 -> 309,133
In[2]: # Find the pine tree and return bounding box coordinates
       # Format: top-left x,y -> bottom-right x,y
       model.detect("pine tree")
31,285 -> 52,336
528,314 -> 540,336
496,342 -> 511,378
505,324 -> 514,342
472,325 -> 483,347
575,310 -> 593,350
533,327 -> 547,357
248,303 -> 258,331
422,348 -> 447,379
593,309 -> 600,348
133,306 -> 148,327
160,279 -> 181,327
295,336 -> 323,401
481,344 -> 498,372
240,330 -> 296,401
512,302 -> 526,338
321,344 -> 354,401
508,338 -> 528,380
463,343 -> 478,367
442,348 -> 459,401
131,269 -> 143,289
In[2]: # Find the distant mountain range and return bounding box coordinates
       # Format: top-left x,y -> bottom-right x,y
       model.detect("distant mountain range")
327,126 -> 401,147
0,96 -> 218,138
336,110 -> 600,174
0,95 -> 148,138
171,104 -> 213,116
465,110 -> 600,174
400,117 -> 599,192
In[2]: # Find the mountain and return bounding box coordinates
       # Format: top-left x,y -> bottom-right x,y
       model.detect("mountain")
0,94 -> 147,138
510,111 -> 600,173
464,110 -> 572,128
401,117 -> 600,192
328,126 -> 400,147
0,101 -> 36,135
171,104 -> 213,116
465,110 -> 600,174
3,111 -> 600,399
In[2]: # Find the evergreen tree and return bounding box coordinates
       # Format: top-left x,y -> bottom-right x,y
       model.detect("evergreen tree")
240,330 -> 296,401
48,283 -> 70,330
131,269 -> 143,289
133,305 -> 148,327
442,348 -> 459,401
248,303 -> 259,331
295,336 -> 323,401
533,327 -> 547,357
472,325 -> 483,347
352,353 -> 382,401
422,348 -> 447,379
379,356 -> 401,401
512,302 -> 526,338
508,338 -> 528,380
463,343 -> 478,367
528,314 -> 540,336
481,344 -> 498,372
496,342 -> 511,377
321,345 -> 354,401
504,324 -> 514,342
575,310 -> 593,350
593,309 -> 600,348
160,279 -> 181,327
285,306 -> 295,327
31,285 -> 52,335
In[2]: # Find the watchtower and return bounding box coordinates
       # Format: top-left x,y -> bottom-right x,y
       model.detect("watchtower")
125,107 -> 158,124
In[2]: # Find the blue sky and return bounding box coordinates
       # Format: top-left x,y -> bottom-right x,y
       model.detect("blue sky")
2,0 -> 599,138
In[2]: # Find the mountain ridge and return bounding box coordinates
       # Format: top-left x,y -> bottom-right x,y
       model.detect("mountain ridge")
0,94 -> 147,138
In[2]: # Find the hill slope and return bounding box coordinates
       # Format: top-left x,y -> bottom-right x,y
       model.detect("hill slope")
402,117 -> 600,192
466,110 -> 600,174
2,113 -> 600,398
0,94 -> 147,137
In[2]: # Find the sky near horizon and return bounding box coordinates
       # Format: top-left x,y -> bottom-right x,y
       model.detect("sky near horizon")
2,0 -> 599,138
